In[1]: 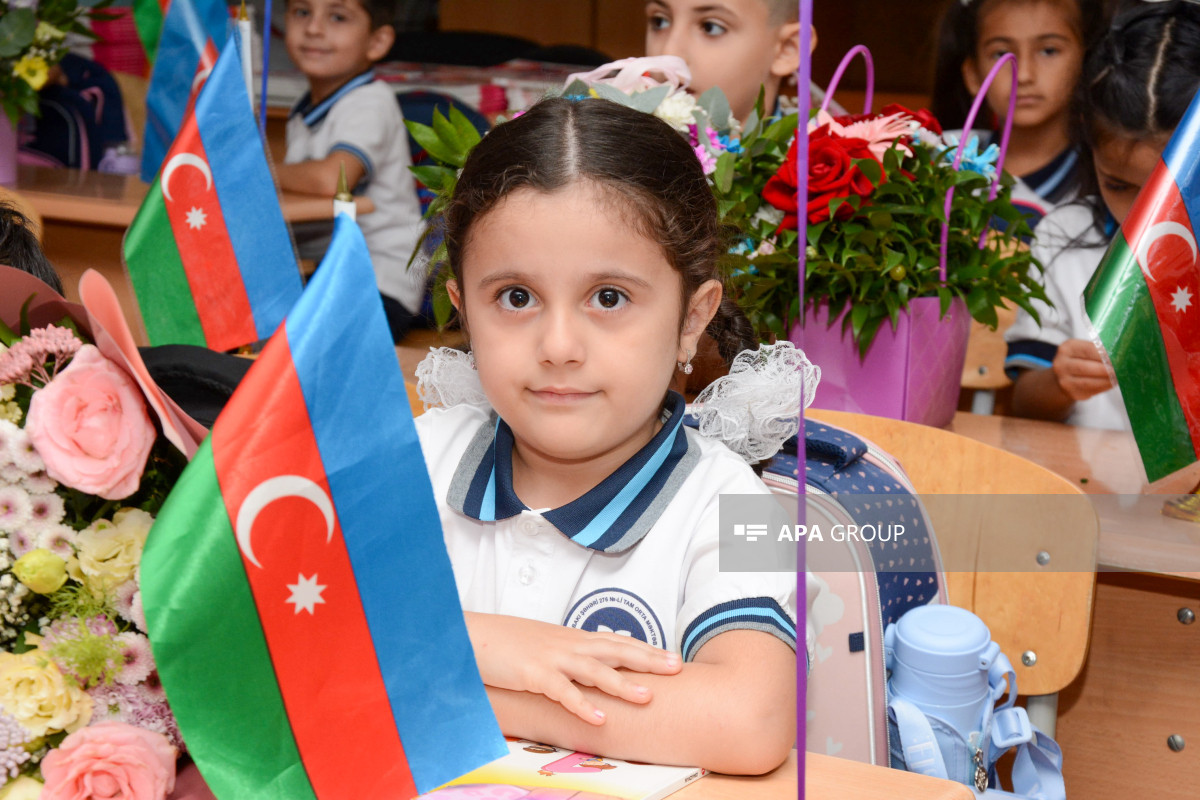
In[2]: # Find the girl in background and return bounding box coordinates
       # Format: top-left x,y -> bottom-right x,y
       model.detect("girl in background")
1006,1 -> 1200,428
932,0 -> 1103,225
413,96 -> 797,775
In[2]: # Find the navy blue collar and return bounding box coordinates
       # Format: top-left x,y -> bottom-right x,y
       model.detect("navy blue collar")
290,70 -> 376,127
446,392 -> 699,553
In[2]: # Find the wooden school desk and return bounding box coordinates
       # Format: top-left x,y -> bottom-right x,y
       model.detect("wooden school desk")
942,412 -> 1200,799
11,164 -> 373,344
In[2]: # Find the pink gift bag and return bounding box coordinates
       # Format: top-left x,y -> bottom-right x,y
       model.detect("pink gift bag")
794,297 -> 970,428
796,46 -> 1019,428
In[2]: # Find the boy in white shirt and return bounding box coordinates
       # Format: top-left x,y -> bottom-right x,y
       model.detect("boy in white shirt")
276,0 -> 425,341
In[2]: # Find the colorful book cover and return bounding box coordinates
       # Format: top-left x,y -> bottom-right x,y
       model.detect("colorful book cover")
421,739 -> 707,800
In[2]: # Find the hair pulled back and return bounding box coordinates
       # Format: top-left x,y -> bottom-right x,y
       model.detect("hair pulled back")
1074,1 -> 1200,231
444,96 -> 755,364
931,0 -> 1102,131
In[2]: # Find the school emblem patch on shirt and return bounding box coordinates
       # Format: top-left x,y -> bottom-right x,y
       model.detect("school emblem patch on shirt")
564,589 -> 665,648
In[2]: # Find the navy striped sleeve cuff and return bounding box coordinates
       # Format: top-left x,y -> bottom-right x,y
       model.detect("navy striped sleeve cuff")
1005,339 -> 1058,381
330,143 -> 375,188
680,598 -> 796,662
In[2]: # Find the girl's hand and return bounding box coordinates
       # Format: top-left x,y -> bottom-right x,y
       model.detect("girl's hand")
1052,338 -> 1114,401
464,612 -> 682,726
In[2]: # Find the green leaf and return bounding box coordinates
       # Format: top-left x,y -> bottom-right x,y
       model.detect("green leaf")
448,105 -> 483,148
713,152 -> 735,194
408,165 -> 452,190
857,157 -> 882,185
403,119 -> 463,167
430,110 -> 463,157
0,9 -> 37,58
589,82 -> 635,107
697,86 -> 732,130
628,84 -> 671,114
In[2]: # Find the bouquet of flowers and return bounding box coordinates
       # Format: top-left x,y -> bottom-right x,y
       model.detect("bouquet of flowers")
405,56 -> 800,340
801,105 -> 1047,355
0,0 -> 111,124
0,278 -> 187,798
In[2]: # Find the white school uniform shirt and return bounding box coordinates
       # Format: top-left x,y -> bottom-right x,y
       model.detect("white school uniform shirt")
414,395 -> 797,662
1004,203 -> 1132,431
285,72 -> 426,313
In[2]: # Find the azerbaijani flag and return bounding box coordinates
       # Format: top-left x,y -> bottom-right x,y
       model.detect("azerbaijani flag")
141,0 -> 229,182
141,216 -> 506,798
1085,89 -> 1200,483
125,31 -> 301,352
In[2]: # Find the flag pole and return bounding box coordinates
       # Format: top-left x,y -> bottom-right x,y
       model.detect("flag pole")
334,162 -> 356,221
238,0 -> 255,115
259,0 -> 272,136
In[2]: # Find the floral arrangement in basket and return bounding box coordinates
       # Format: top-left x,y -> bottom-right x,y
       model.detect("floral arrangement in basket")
802,47 -> 1048,356
405,56 -> 800,340
0,288 -> 186,798
0,0 -> 112,124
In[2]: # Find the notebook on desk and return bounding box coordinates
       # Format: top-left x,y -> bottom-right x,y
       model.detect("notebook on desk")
421,739 -> 707,800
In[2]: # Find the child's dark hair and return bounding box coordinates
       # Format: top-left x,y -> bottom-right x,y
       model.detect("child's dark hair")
1075,0 -> 1200,234
931,0 -> 1103,130
444,96 -> 756,365
0,202 -> 62,295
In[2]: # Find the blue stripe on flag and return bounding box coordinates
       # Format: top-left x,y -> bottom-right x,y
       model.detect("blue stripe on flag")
285,217 -> 504,793
194,32 -> 302,340
1163,88 -> 1200,229
141,0 -> 229,182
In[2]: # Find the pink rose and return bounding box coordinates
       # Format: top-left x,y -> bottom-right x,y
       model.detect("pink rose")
40,721 -> 176,800
25,346 -> 155,500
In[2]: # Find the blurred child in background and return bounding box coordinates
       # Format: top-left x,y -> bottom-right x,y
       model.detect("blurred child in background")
1006,1 -> 1200,428
932,0 -> 1102,226
276,0 -> 426,343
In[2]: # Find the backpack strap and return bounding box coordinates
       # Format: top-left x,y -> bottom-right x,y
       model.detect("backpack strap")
888,696 -> 951,782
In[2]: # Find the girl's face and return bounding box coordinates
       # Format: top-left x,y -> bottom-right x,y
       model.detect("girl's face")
449,184 -> 720,478
1094,134 -> 1168,226
963,0 -> 1083,132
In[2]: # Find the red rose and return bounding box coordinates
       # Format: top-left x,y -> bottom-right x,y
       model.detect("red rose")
880,103 -> 943,136
762,137 -> 799,231
803,125 -> 878,224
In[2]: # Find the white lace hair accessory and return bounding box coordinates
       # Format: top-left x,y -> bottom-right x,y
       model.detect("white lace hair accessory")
692,341 -> 821,463
414,347 -> 489,410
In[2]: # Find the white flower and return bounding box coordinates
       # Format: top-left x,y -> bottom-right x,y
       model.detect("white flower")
35,524 -> 75,560
20,471 -> 56,494
654,91 -> 700,133
752,205 -> 785,228
113,632 -> 154,685
7,529 -> 35,559
112,579 -> 138,622
0,384 -> 13,402
26,493 -> 64,531
0,487 -> 32,534
7,431 -> 42,475
0,420 -> 19,467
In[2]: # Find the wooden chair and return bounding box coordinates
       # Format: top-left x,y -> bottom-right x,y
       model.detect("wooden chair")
960,301 -> 1016,415
808,408 -> 1099,737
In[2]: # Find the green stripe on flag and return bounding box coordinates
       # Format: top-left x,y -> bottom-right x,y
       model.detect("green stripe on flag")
1085,232 -> 1196,482
142,439 -> 318,800
132,0 -> 164,65
123,181 -> 207,347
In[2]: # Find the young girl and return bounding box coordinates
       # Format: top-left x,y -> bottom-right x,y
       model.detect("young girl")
1006,1 -> 1200,428
932,0 -> 1102,224
412,97 -> 797,775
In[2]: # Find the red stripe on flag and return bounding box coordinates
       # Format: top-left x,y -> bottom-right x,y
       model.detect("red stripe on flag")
1122,162 -> 1200,456
211,340 -> 418,798
161,112 -> 258,351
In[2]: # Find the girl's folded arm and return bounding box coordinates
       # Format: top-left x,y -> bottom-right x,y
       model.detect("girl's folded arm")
483,629 -> 796,776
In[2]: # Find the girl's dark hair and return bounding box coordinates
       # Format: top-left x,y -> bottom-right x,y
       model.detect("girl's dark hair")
445,96 -> 755,364
0,202 -> 62,295
931,0 -> 1103,131
1075,0 -> 1200,234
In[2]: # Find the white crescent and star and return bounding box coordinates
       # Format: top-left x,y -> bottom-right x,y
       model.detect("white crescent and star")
161,153 -> 213,203
234,475 -> 335,569
191,66 -> 213,94
1135,222 -> 1198,280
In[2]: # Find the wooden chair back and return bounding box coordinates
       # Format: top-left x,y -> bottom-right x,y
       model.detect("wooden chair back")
807,409 -> 1098,696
